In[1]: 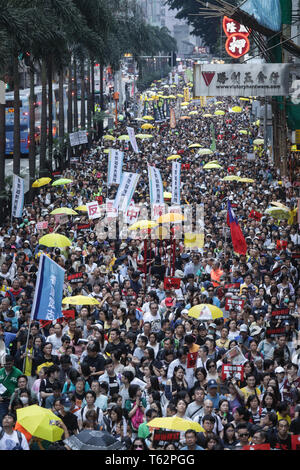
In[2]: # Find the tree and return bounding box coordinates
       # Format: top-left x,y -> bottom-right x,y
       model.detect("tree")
165,0 -> 239,54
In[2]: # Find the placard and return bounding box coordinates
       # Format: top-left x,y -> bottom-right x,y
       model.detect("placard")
36,221 -> 48,230
67,273 -> 84,284
225,296 -> 245,311
271,308 -> 290,321
164,277 -> 181,290
266,327 -> 286,338
187,352 -> 198,369
153,430 -> 180,443
223,346 -> 246,365
224,283 -> 240,294
222,364 -> 244,382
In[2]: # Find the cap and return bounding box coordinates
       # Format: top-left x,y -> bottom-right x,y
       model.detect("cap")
120,243 -> 127,250
239,324 -> 248,332
250,326 -> 262,336
275,366 -> 285,374
175,270 -> 184,279
92,323 -> 103,331
75,247 -> 82,252
280,265 -> 288,270
208,323 -> 217,329
181,309 -> 189,315
207,379 -> 218,389
165,297 -> 174,307
199,323 -> 207,330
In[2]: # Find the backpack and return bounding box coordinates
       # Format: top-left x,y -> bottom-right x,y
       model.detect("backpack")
81,406 -> 100,422
0,429 -> 23,450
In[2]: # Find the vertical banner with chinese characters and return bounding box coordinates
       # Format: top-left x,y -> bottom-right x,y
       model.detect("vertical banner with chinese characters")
11,174 -> 24,219
127,127 -> 139,153
148,165 -> 164,205
113,172 -> 140,213
171,161 -> 181,205
170,107 -> 176,128
31,254 -> 65,322
107,149 -> 124,185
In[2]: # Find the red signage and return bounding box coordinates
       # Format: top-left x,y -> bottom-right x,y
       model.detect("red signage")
223,16 -> 250,37
225,34 -> 250,59
223,16 -> 251,59
187,352 -> 198,369
222,364 -> 244,382
164,277 -> 181,290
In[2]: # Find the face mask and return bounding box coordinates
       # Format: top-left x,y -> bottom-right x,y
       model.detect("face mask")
20,397 -> 28,405
64,407 -> 71,412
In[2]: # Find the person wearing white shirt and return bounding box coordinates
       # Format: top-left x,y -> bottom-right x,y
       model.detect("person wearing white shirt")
0,414 -> 29,450
47,323 -> 63,355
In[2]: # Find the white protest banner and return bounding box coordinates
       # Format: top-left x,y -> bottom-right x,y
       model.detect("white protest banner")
193,63 -> 290,97
36,221 -> 48,230
107,149 -> 124,186
105,199 -> 118,219
148,165 -> 164,205
113,172 -> 140,213
86,201 -> 102,220
11,174 -> 24,219
127,126 -> 139,153
126,200 -> 140,225
78,130 -> 88,145
151,203 -> 166,221
171,161 -> 181,205
69,132 -> 80,147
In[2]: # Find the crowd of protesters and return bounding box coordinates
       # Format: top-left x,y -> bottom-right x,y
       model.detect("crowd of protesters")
0,68 -> 300,451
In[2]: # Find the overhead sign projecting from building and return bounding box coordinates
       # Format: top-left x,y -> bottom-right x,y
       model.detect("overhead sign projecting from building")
193,64 -> 290,97
223,16 -> 251,59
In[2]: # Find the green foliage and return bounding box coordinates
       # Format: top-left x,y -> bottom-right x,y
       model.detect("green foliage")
165,0 -> 239,54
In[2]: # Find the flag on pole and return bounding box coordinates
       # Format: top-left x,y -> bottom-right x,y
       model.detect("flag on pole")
31,254 -> 65,321
11,174 -> 24,219
171,161 -> 181,205
107,149 -> 123,186
148,165 -> 164,205
227,201 -> 247,255
113,172 -> 140,213
127,127 -> 139,153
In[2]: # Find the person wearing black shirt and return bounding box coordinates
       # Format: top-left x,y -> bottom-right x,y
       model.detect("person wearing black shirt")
39,365 -> 60,407
150,257 -> 166,282
53,398 -> 79,435
269,419 -> 292,450
104,329 -> 127,356
81,342 -> 106,379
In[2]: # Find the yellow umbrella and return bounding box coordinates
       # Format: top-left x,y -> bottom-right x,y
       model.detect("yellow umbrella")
16,405 -> 63,442
148,417 -> 204,433
189,111 -> 198,115
239,97 -> 250,101
163,192 -> 172,199
50,207 -> 78,215
128,220 -> 158,231
75,205 -> 88,212
288,207 -> 298,225
135,134 -> 153,139
142,115 -> 154,121
168,95 -> 177,99
265,207 -> 290,220
167,155 -> 181,161
188,143 -> 202,148
231,106 -> 242,113
239,130 -> 249,135
62,295 -> 100,305
203,114 -> 213,118
177,94 -> 184,98
181,102 -> 189,106
118,135 -> 130,141
39,234 -> 72,248
215,101 -> 223,105
270,201 -> 290,211
103,135 -> 115,141
169,154 -> 181,158
188,304 -> 224,320
253,138 -> 264,146
52,178 -> 73,186
222,175 -> 240,181
104,149 -> 110,154
197,148 -> 213,155
203,163 -> 222,169
237,177 -> 255,183
158,213 -> 185,223
214,110 -> 225,116
141,123 -> 155,130
32,177 -> 52,188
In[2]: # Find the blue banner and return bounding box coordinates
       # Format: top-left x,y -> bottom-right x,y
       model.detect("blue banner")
31,254 -> 65,321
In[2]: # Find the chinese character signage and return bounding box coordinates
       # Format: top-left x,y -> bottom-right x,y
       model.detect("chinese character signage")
148,165 -> 164,205
11,174 -> 24,219
107,149 -> 124,186
171,161 -> 181,205
86,201 -> 102,220
113,172 -> 140,213
193,64 -> 290,97
222,364 -> 244,382
127,126 -> 139,153
223,16 -> 250,59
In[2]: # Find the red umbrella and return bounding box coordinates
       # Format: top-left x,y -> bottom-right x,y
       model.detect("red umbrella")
177,150 -> 185,154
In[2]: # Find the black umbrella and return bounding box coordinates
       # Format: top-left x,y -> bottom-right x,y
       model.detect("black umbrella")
64,430 -> 126,450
